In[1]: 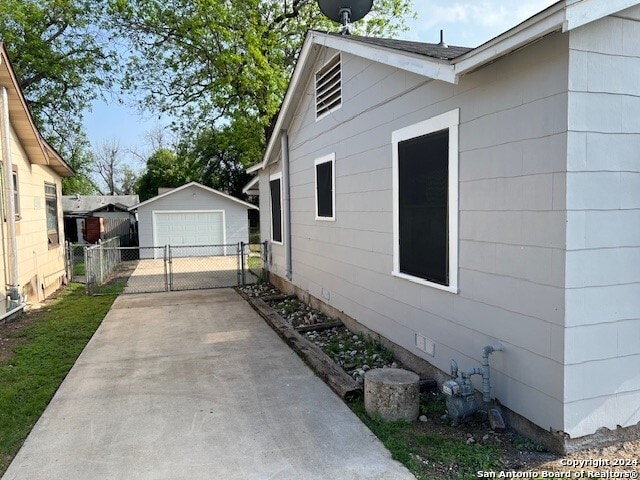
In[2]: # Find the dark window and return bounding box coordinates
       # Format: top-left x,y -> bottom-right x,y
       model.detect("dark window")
45,182 -> 59,246
12,166 -> 19,219
270,177 -> 282,243
316,160 -> 333,218
398,129 -> 449,285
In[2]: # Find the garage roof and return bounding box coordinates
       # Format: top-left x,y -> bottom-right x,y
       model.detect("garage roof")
129,181 -> 258,211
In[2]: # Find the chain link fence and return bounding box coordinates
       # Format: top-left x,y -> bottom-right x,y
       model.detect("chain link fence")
65,241 -> 88,283
243,242 -> 267,284
82,241 -> 267,295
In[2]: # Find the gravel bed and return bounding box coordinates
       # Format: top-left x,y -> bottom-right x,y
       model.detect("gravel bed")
239,282 -> 640,473
268,297 -> 335,328
304,327 -> 397,386
239,283 -> 281,298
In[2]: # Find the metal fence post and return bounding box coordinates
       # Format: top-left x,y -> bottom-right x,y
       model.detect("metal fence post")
240,241 -> 246,285
163,245 -> 169,292
168,245 -> 173,291
85,246 -> 91,294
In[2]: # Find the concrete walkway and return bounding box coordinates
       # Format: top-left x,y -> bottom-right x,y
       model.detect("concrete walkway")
3,289 -> 415,480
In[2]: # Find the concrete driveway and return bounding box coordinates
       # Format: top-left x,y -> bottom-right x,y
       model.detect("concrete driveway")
2,289 -> 415,480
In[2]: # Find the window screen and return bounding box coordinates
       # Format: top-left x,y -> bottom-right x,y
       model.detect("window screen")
398,129 -> 449,285
45,182 -> 59,246
270,178 -> 282,243
316,160 -> 333,218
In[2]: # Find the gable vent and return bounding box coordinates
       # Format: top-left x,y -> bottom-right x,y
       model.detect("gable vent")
315,54 -> 342,119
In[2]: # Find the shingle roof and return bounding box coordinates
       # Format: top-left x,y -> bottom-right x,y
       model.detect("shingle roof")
330,34 -> 473,60
62,195 -> 140,213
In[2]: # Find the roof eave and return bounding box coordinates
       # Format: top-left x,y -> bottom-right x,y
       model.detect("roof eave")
0,43 -> 74,178
242,176 -> 260,195
129,181 -> 258,211
453,0 -> 640,77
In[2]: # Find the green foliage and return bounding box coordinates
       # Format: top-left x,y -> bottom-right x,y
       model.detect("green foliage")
0,284 -> 119,475
136,148 -> 201,200
179,118 -> 262,198
0,0 -> 116,150
107,0 -> 413,142
60,131 -> 100,194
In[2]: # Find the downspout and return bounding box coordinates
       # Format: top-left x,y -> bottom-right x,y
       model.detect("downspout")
280,130 -> 292,280
0,86 -> 19,309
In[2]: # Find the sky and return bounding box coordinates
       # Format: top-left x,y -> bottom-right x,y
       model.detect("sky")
82,0 -> 559,163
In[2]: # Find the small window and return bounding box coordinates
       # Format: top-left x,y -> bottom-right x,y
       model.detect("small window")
392,109 -> 459,293
45,182 -> 59,246
12,166 -> 19,220
314,153 -> 335,221
270,173 -> 283,244
315,54 -> 341,119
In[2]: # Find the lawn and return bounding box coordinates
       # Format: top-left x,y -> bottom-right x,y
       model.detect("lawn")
0,283 -> 122,475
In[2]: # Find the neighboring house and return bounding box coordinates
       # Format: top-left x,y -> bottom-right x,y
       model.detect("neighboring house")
62,195 -> 139,244
129,182 -> 257,258
0,43 -> 74,315
249,1 -> 640,451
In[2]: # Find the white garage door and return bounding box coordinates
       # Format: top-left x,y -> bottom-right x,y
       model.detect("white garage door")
154,211 -> 224,248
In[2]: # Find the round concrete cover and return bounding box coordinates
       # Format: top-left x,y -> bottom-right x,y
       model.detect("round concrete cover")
365,368 -> 419,384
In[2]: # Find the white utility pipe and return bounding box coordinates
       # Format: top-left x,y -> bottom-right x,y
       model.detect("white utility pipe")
0,86 -> 19,306
280,130 -> 292,280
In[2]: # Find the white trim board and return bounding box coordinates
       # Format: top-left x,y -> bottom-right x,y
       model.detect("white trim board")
314,153 -> 336,222
269,172 -> 284,245
391,108 -> 459,294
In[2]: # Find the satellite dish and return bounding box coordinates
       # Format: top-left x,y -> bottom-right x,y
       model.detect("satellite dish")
317,0 -> 374,34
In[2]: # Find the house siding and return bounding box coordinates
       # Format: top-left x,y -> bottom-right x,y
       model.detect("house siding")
564,6 -> 640,438
137,185 -> 250,249
2,124 -> 66,310
260,33 -> 570,432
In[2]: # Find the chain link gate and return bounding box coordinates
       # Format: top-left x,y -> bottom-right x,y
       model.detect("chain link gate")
85,241 -> 267,295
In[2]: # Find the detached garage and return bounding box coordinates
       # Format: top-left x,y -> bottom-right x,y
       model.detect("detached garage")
131,182 -> 258,258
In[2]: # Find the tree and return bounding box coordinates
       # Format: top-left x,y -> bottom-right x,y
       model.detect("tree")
93,139 -> 124,195
60,131 -> 100,195
108,0 -> 412,139
118,165 -> 139,195
136,148 -> 201,201
180,118 -> 263,199
0,0 -> 116,150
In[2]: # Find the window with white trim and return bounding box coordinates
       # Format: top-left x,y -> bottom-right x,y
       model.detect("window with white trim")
315,53 -> 341,119
12,165 -> 19,220
269,173 -> 283,244
314,153 -> 335,221
45,182 -> 59,246
392,109 -> 459,293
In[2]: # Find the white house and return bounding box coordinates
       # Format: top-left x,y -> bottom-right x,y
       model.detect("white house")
249,0 -> 640,451
130,182 -> 257,258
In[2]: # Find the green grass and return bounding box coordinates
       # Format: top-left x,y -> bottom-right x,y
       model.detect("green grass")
0,283 -> 122,474
72,261 -> 85,276
247,256 -> 262,270
350,398 -> 503,480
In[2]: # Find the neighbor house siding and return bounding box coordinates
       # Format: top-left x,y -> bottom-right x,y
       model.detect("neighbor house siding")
261,33 -> 570,432
137,185 -> 249,248
564,6 -> 640,437
6,125 -> 66,307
